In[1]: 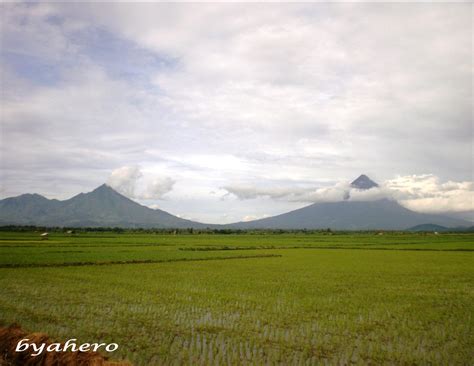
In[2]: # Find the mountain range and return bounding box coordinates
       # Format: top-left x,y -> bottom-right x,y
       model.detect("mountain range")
0,175 -> 471,230
0,184 -> 205,229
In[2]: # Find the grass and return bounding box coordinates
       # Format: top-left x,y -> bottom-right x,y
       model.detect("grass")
0,231 -> 473,365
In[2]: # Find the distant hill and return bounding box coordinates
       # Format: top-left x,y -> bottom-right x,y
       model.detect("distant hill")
407,223 -> 474,232
406,223 -> 450,232
0,184 -> 206,229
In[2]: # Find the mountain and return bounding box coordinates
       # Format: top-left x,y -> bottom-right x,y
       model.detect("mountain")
351,174 -> 379,190
0,184 -> 206,228
228,199 -> 469,230
228,175 -> 470,230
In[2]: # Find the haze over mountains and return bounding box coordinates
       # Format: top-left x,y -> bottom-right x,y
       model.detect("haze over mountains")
0,176 -> 471,230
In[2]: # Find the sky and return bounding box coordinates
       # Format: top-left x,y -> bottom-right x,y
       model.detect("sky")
0,2 -> 473,224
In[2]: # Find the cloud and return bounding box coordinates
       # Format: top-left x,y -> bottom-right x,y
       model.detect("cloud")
223,174 -> 474,214
107,165 -> 142,198
107,166 -> 175,200
222,181 -> 385,203
1,3 -> 81,64
140,177 -> 176,200
385,175 -> 474,213
242,214 -> 270,222
222,185 -> 313,201
71,2 -> 471,180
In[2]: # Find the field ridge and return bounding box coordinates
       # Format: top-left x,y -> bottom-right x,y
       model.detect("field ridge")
0,253 -> 282,269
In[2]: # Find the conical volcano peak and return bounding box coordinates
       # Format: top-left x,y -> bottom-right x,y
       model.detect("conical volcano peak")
351,174 -> 379,190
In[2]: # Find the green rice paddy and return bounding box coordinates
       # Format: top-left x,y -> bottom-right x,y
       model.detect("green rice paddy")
0,231 -> 472,365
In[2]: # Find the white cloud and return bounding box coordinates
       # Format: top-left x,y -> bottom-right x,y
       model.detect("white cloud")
140,177 -> 176,200
385,175 -> 474,213
107,166 -> 175,200
107,165 -> 142,198
223,180 -> 382,203
242,214 -> 270,222
223,185 -> 313,201
222,174 -> 474,214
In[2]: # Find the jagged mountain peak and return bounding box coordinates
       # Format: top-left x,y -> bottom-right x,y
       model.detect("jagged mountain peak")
92,183 -> 116,193
16,193 -> 48,200
87,184 -> 130,200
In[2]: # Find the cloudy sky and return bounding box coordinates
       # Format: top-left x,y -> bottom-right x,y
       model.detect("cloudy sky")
1,2 -> 472,223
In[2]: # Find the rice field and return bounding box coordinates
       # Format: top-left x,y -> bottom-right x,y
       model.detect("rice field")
0,231 -> 473,365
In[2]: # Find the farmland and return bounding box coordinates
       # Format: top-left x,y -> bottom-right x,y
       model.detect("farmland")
0,231 -> 473,365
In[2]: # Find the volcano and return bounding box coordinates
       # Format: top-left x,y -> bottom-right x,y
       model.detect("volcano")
351,174 -> 379,190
